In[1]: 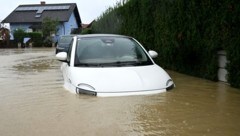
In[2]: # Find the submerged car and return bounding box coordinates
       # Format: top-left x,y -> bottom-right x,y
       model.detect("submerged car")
56,34 -> 175,97
55,35 -> 75,54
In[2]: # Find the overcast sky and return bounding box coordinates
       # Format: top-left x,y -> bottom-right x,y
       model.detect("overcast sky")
0,0 -> 121,24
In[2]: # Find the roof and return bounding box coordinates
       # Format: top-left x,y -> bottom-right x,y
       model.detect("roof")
82,20 -> 95,29
3,3 -> 81,27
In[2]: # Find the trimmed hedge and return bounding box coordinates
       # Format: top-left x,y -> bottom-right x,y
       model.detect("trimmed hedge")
13,29 -> 25,44
13,29 -> 43,47
27,32 -> 43,47
81,28 -> 92,34
92,0 -> 240,88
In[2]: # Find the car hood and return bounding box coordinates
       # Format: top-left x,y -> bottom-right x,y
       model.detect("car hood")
69,65 -> 173,93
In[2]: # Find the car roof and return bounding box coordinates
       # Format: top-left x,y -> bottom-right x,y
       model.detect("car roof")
76,34 -> 131,38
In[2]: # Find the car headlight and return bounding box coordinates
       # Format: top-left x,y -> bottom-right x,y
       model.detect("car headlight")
76,83 -> 97,96
76,87 -> 97,96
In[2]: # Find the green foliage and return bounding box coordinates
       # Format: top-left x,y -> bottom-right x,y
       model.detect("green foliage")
13,29 -> 25,44
93,0 -> 240,88
43,37 -> 53,47
13,29 -> 43,47
26,32 -> 43,47
41,17 -> 59,47
92,2 -> 125,34
81,28 -> 92,34
41,17 -> 59,38
224,0 -> 240,88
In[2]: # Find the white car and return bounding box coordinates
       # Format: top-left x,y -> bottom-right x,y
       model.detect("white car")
56,34 -> 174,97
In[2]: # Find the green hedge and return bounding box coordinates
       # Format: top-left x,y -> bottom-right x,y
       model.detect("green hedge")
13,29 -> 25,44
26,32 -> 43,47
13,29 -> 43,47
81,28 -> 92,34
224,1 -> 240,88
92,0 -> 240,88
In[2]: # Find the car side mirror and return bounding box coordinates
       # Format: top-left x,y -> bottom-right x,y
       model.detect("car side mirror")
148,50 -> 158,58
56,52 -> 67,62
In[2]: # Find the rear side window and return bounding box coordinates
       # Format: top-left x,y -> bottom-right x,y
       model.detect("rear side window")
59,36 -> 72,44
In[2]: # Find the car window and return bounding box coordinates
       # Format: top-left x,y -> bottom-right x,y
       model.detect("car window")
59,36 -> 72,44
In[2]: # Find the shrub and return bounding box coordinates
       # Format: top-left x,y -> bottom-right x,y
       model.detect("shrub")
13,30 -> 43,47
13,29 -> 25,44
81,28 -> 92,34
27,32 -> 43,47
93,0 -> 240,88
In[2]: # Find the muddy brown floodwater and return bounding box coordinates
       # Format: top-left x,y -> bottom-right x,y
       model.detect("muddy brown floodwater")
0,48 -> 240,136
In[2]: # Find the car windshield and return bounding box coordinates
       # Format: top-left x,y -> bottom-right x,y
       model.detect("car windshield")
74,36 -> 153,67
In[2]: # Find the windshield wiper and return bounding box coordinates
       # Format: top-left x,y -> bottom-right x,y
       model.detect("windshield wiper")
75,63 -> 103,67
127,61 -> 143,65
75,63 -> 90,67
102,61 -> 143,66
75,61 -> 145,67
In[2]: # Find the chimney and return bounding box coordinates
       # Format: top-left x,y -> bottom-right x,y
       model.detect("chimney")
40,1 -> 46,5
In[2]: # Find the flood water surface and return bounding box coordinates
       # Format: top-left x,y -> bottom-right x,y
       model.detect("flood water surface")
0,48 -> 240,136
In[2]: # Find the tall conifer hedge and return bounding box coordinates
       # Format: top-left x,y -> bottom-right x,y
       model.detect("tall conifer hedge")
92,0 -> 240,88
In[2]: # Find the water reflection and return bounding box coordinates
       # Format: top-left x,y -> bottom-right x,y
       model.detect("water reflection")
0,48 -> 239,136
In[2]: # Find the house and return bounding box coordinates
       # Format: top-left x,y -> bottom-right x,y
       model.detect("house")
2,1 -> 82,40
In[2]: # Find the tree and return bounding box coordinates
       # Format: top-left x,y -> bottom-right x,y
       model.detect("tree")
41,17 -> 59,46
41,17 -> 59,37
0,27 -> 10,46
